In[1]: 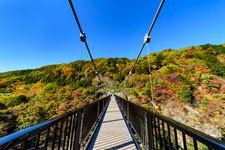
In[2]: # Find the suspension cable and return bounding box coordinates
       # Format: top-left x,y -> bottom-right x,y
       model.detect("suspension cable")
146,43 -> 154,102
68,0 -> 102,83
129,0 -> 165,76
74,45 -> 84,108
147,0 -> 165,36
130,43 -> 146,76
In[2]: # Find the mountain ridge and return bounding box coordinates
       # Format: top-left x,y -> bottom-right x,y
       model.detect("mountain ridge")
0,43 -> 225,140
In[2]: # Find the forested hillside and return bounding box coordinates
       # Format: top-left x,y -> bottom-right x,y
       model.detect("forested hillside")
0,43 -> 225,139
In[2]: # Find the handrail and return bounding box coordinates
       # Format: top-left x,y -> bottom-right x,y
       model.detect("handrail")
0,120 -> 55,146
115,95 -> 225,150
0,95 -> 111,149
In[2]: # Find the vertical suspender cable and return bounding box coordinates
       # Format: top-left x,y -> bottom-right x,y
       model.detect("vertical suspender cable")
129,0 -> 165,76
68,0 -> 102,83
74,45 -> 84,108
129,43 -> 146,76
146,44 -> 154,102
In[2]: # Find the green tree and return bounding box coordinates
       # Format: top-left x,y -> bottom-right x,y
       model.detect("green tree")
0,102 -> 7,109
8,95 -> 28,107
179,87 -> 194,104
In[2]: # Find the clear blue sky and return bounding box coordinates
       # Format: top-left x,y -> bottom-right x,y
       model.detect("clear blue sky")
0,0 -> 225,72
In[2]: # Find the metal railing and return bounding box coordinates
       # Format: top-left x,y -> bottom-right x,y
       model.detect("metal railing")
115,95 -> 225,150
0,95 -> 111,150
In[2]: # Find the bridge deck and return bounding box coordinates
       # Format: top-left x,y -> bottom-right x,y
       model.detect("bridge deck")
88,95 -> 137,150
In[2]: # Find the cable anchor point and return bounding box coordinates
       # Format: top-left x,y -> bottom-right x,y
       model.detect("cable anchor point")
144,34 -> 151,43
80,32 -> 86,42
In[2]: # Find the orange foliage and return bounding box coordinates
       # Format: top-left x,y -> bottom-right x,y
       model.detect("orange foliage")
220,84 -> 225,93
62,65 -> 74,77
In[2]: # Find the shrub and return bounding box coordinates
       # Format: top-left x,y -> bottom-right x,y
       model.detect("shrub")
24,75 -> 39,84
43,83 -> 59,93
177,74 -> 192,85
207,61 -> 225,77
8,95 -> 28,107
179,87 -> 194,104
0,102 -> 7,109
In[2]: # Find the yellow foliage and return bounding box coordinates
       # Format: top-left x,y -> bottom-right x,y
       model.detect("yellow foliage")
62,65 -> 74,77
217,54 -> 225,63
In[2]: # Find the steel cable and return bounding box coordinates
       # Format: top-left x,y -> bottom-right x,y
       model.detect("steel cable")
68,0 -> 102,83
129,0 -> 165,76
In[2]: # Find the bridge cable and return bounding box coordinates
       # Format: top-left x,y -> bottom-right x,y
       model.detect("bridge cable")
129,0 -> 165,76
68,0 -> 102,83
146,43 -> 155,103
74,45 -> 84,108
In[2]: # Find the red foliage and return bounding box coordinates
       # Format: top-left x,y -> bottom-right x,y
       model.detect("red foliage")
136,82 -> 144,89
185,48 -> 195,58
71,90 -> 80,97
155,86 -> 175,102
164,73 -> 178,83
193,90 -> 201,102
220,83 -> 225,93
200,85 -> 209,94
56,103 -> 66,112
204,101 -> 219,118
210,79 -> 222,85
195,64 -> 211,74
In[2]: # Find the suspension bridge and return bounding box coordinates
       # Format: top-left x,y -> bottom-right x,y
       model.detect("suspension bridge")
0,0 -> 225,149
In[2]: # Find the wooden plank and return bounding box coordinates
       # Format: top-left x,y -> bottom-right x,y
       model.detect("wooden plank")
88,95 -> 137,150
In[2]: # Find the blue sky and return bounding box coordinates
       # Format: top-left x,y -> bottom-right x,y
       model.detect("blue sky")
0,0 -> 225,72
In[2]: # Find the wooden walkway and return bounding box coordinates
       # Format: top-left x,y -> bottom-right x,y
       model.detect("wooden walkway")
87,95 -> 137,150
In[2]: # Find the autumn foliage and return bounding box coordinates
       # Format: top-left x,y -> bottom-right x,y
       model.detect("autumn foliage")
0,43 -> 225,138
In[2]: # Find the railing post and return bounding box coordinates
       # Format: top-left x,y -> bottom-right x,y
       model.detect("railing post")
21,140 -> 27,149
97,101 -> 100,116
127,102 -> 130,120
74,110 -> 83,150
146,113 -> 154,150
122,100 -> 124,113
144,112 -> 148,149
